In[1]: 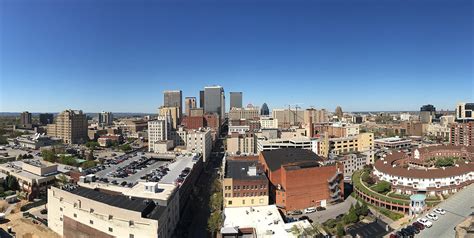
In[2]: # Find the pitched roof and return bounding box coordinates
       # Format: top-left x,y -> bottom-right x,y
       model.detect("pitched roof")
260,148 -> 322,171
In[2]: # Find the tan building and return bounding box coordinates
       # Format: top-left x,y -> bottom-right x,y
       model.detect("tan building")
48,182 -> 179,238
189,108 -> 204,117
47,109 -> 88,144
319,132 -> 374,163
259,117 -> 278,129
304,108 -> 329,124
186,128 -> 212,162
159,106 -> 180,129
228,106 -> 260,121
184,97 -> 197,116
0,160 -> 58,200
226,132 -> 256,155
272,108 -> 304,128
223,156 -> 269,208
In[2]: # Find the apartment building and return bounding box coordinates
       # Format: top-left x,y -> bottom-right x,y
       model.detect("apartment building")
319,133 -> 374,163
450,122 -> 473,146
47,109 -> 88,144
259,117 -> 278,129
223,156 -> 269,208
226,132 -> 256,155
98,111 -> 114,126
148,116 -> 171,152
186,128 -> 212,162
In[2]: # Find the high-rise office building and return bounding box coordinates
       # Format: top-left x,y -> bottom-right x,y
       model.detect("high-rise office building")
229,92 -> 243,109
39,113 -> 54,125
158,106 -> 180,129
335,106 -> 343,120
456,102 -> 474,122
199,90 -> 205,109
47,109 -> 88,144
98,111 -> 113,126
20,111 -> 32,125
260,103 -> 270,116
420,104 -> 436,123
204,86 -> 225,119
163,90 -> 182,116
184,97 -> 197,116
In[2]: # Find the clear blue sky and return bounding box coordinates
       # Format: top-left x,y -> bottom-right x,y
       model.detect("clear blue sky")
1,0 -> 472,113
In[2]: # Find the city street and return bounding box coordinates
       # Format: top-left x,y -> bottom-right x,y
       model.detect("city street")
415,184 -> 474,238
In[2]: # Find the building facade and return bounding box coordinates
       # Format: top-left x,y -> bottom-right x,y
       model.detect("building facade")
456,102 -> 474,122
186,129 -> 212,162
204,86 -> 225,119
229,92 -> 243,109
223,156 -> 269,208
147,116 -> 171,152
163,90 -> 182,116
20,111 -> 32,125
450,122 -> 473,146
47,109 -> 88,144
226,132 -> 256,155
98,111 -> 114,126
184,97 -> 197,116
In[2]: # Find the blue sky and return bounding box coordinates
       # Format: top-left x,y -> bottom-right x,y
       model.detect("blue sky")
0,0 -> 472,113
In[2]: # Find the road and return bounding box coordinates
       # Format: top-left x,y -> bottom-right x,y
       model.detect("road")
175,122 -> 227,238
291,196 -> 358,223
414,184 -> 474,238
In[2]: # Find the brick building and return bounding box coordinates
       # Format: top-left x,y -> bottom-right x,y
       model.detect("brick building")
223,156 -> 269,208
450,122 -> 473,146
258,148 -> 343,211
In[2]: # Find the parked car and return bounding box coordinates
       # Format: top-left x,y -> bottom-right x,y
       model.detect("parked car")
412,221 -> 425,230
426,213 -> 439,221
389,233 -> 399,238
406,225 -> 419,234
417,218 -> 433,228
304,207 -> 317,214
434,208 -> 446,215
316,206 -> 326,211
287,210 -> 303,216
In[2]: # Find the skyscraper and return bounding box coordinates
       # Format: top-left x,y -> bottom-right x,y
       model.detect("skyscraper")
163,90 -> 182,116
199,90 -> 205,109
335,106 -> 343,120
204,86 -> 225,119
229,92 -> 243,109
185,97 -> 197,116
260,103 -> 269,116
39,113 -> 54,125
420,104 -> 436,123
20,111 -> 32,125
98,111 -> 113,126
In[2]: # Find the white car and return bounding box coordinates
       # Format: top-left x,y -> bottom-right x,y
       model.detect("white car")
426,213 -> 439,221
434,208 -> 446,215
304,207 -> 317,214
417,218 -> 433,228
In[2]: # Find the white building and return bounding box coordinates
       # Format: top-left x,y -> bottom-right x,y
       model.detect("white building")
187,129 -> 212,162
400,113 -> 412,121
228,125 -> 250,135
257,137 -> 319,154
148,116 -> 171,152
374,137 -> 412,150
171,127 -> 187,147
260,117 -> 278,129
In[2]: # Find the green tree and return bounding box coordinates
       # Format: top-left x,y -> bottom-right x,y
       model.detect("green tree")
81,160 -> 98,169
360,202 -> 369,216
343,204 -> 358,224
207,211 -> 222,237
120,144 -> 132,152
336,223 -> 345,237
355,202 -> 362,216
57,174 -> 69,185
41,149 -> 57,162
85,141 -> 99,150
372,181 -> 391,193
5,175 -> 19,191
290,225 -> 302,236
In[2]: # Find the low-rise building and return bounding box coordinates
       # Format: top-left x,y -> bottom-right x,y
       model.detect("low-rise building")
319,133 -> 374,163
223,156 -> 269,208
374,136 -> 412,150
226,132 -> 256,155
257,137 -> 318,154
98,135 -> 122,147
7,134 -> 61,149
0,159 -> 58,200
259,117 -> 278,129
48,183 -> 178,238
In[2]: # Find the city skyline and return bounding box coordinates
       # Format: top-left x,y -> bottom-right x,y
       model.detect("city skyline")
1,0 -> 473,112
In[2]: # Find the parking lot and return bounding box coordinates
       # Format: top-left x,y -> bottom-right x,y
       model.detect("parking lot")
414,184 -> 474,238
88,153 -> 170,185
286,196 -> 358,223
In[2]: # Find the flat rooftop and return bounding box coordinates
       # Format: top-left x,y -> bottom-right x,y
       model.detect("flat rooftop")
261,148 -> 322,171
374,137 -> 411,143
60,185 -> 166,220
225,160 -> 266,180
222,205 -> 310,238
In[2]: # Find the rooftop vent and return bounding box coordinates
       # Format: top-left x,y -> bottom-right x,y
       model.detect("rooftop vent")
248,166 -> 257,176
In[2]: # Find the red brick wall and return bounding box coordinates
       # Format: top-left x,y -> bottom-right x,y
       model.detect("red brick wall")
181,116 -> 204,129
204,114 -> 220,130
63,216 -> 114,238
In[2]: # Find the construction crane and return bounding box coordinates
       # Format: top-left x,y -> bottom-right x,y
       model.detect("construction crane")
285,103 -> 304,127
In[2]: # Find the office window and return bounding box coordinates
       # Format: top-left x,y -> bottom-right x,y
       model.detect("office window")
129,221 -> 134,227
73,213 -> 77,218
109,215 -> 113,220
109,227 -> 113,232
90,220 -> 93,225
130,235 -> 135,238
90,208 -> 94,213
60,217 -> 63,221
60,207 -> 63,211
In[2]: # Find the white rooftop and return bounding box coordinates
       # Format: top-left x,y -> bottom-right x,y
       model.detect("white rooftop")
222,205 -> 311,238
